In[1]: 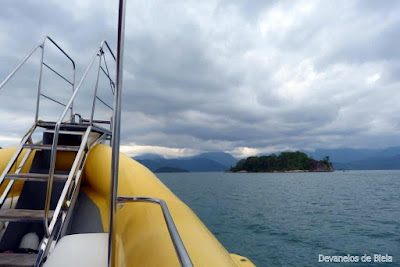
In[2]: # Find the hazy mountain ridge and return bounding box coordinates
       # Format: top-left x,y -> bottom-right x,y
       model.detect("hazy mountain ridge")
306,147 -> 400,163
306,147 -> 400,170
134,153 -> 165,160
333,154 -> 400,170
133,147 -> 400,171
154,166 -> 189,173
134,152 -> 237,172
188,152 -> 238,167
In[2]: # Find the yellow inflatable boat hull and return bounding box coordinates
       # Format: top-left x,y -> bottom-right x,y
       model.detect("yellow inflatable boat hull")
0,145 -> 255,266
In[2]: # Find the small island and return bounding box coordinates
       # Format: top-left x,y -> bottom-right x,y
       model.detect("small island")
229,151 -> 334,173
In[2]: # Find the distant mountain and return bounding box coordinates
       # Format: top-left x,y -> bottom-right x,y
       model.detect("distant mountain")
306,147 -> 400,170
132,147 -> 400,172
154,166 -> 189,173
190,152 -> 238,168
333,154 -> 400,170
375,147 -> 400,158
136,158 -> 227,172
306,147 -> 400,162
134,153 -> 165,160
133,151 -> 237,172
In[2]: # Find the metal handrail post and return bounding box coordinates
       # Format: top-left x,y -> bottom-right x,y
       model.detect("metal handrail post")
0,36 -> 76,122
36,36 -> 76,122
35,38 -> 46,122
43,36 -> 76,118
71,56 -> 76,119
47,126 -> 92,234
89,40 -> 116,127
44,122 -> 60,236
43,50 -> 99,237
90,46 -> 104,125
109,0 -> 126,265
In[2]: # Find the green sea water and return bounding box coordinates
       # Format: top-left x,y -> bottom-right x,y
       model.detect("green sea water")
157,170 -> 400,266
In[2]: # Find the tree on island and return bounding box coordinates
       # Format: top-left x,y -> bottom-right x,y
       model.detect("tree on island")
321,156 -> 333,168
229,151 -> 333,172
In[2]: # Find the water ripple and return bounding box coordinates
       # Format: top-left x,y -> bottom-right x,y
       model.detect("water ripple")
157,170 -> 400,266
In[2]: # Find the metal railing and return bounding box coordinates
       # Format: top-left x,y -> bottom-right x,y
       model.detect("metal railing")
108,2 -> 193,265
44,40 -> 116,237
89,41 -> 116,128
0,123 -> 38,208
108,1 -> 126,266
117,196 -> 194,267
0,35 -> 116,241
36,125 -> 92,265
0,36 -> 76,122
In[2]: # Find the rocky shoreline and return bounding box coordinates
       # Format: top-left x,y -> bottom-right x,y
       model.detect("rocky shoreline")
226,168 -> 334,173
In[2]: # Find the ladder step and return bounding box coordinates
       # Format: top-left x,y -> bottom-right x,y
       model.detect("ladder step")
5,173 -> 68,182
23,144 -> 79,152
81,119 -> 111,124
37,120 -> 111,136
37,121 -> 89,129
0,253 -> 37,267
0,209 -> 54,222
44,129 -> 85,135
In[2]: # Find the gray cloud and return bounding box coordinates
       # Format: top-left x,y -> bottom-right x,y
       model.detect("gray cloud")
1,0 -> 400,158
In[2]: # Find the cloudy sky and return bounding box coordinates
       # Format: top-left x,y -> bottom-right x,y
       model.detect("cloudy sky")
1,0 -> 400,158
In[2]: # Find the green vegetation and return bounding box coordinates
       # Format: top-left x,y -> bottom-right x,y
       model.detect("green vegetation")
229,151 -> 333,172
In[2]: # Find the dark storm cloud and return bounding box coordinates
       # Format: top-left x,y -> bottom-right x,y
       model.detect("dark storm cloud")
1,0 -> 400,157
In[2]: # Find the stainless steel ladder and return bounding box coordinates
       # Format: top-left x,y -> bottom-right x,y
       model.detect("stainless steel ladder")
0,122 -> 103,266
1,30 -> 193,267
0,37 -> 116,266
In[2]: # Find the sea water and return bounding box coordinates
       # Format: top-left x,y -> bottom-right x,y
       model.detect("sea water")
157,171 -> 400,266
